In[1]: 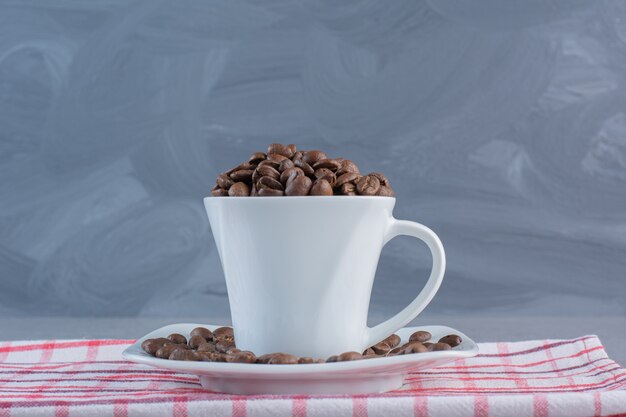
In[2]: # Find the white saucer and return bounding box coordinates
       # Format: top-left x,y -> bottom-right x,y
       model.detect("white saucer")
122,323 -> 478,395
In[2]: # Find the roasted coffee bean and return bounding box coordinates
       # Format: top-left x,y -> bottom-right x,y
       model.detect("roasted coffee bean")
257,176 -> 284,191
226,351 -> 257,363
409,331 -> 432,343
429,342 -> 451,351
267,153 -> 289,164
370,342 -> 391,355
216,173 -> 234,189
362,348 -> 375,356
280,167 -> 304,185
190,327 -> 213,342
255,165 -> 281,180
258,187 -> 284,196
256,353 -> 278,364
302,150 -> 327,166
389,343 -> 411,356
383,334 -> 401,349
278,159 -> 295,172
196,342 -> 216,353
268,143 -> 295,158
250,184 -> 258,196
294,159 -> 314,176
155,344 -> 179,359
298,357 -> 315,364
369,172 -> 389,186
198,351 -> 226,362
403,342 -> 429,354
211,188 -> 229,197
335,172 -> 360,188
337,351 -> 362,361
337,159 -> 360,176
326,355 -> 338,363
168,333 -> 187,345
230,169 -> 253,182
285,175 -> 312,196
310,179 -> 333,196
215,339 -> 236,353
188,335 -> 207,349
314,168 -> 336,186
257,160 -> 281,170
228,182 -> 250,197
142,338 -> 168,356
249,152 -> 266,164
227,162 -> 255,175
313,159 -> 341,172
287,144 -> 297,154
339,182 -> 356,196
213,327 -> 234,340
377,186 -> 395,197
292,151 -> 303,161
439,335 -> 462,348
268,353 -> 299,364
356,175 -> 381,196
169,348 -> 201,361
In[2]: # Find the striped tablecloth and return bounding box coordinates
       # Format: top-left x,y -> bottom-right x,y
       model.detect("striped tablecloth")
0,336 -> 624,417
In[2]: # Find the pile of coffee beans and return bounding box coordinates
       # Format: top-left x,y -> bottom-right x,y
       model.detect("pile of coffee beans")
141,326 -> 462,364
211,143 -> 395,197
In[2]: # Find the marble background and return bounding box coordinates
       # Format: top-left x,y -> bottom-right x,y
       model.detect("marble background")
1,0 -> 625,320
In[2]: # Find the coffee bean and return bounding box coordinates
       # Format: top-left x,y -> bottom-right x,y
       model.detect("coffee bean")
250,184 -> 258,196
257,176 -> 284,191
313,159 -> 341,171
428,342 -> 452,351
287,144 -> 297,154
339,182 -> 356,196
285,175 -> 312,196
438,335 -> 462,348
403,342 -> 429,354
248,152 -> 266,164
298,357 -> 315,364
255,165 -> 280,180
167,333 -> 187,345
169,348 -> 201,361
294,159 -> 314,176
356,175 -> 381,196
326,355 -> 338,363
267,153 -> 289,164
257,160 -> 281,170
389,343 -> 411,356
155,344 -> 179,359
215,339 -> 236,353
268,353 -> 299,364
256,353 -> 278,364
278,159 -> 295,172
213,327 -> 234,340
377,186 -> 395,197
370,342 -> 391,355
409,331 -> 432,343
310,179 -> 333,196
383,334 -> 401,348
337,159 -> 360,176
230,169 -> 253,182
188,335 -> 207,349
196,342 -> 216,353
335,172 -> 360,188
216,173 -> 234,189
211,188 -> 229,197
337,351 -> 362,361
280,167 -> 304,185
362,348 -> 375,356
258,187 -> 284,196
198,352 -> 226,362
141,338 -> 167,356
267,143 -> 295,158
302,150 -> 327,166
226,351 -> 257,363
314,168 -> 336,186
190,327 -> 213,342
369,172 -> 389,186
228,182 -> 250,197
227,162 -> 255,175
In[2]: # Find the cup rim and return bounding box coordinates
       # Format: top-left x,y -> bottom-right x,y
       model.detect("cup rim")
204,195 -> 396,201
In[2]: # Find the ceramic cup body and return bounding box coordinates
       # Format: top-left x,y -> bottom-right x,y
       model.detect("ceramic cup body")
204,196 -> 445,358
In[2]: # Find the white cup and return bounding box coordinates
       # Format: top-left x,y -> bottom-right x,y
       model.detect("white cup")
204,196 -> 445,358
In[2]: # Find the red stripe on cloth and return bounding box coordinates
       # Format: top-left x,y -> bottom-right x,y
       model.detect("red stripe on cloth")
0,342 -> 12,362
292,396 -> 307,417
533,394 -> 548,417
0,402 -> 11,417
474,396 -> 489,417
497,342 -> 529,389
413,396 -> 428,417
39,340 -> 56,363
0,340 -> 132,354
173,396 -> 187,417
477,336 -> 594,358
353,397 -> 368,417
54,401 -> 69,417
594,391 -> 602,417
232,398 -> 247,417
543,339 -> 576,388
114,399 -> 129,417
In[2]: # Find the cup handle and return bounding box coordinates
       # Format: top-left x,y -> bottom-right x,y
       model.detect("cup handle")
364,218 -> 446,348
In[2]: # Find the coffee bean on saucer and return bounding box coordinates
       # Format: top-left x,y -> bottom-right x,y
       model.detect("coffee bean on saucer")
268,353 -> 299,364
438,335 -> 462,347
294,159 -> 314,176
310,179 -> 333,196
228,182 -> 250,197
230,169 -> 253,182
339,182 -> 357,196
409,331 -> 432,343
188,335 -> 207,349
362,348 -> 375,356
371,342 -> 391,355
356,174 -> 381,196
389,343 -> 410,356
313,159 -> 341,172
216,173 -> 234,190
196,342 -> 216,353
337,351 -> 362,361
279,159 -> 295,172
213,327 -> 234,340
226,351 -> 257,363
326,355 -> 338,363
249,152 -> 266,164
302,150 -> 327,166
429,342 -> 452,351
215,339 -> 236,353
190,327 -> 213,342
267,153 -> 289,164
211,188 -> 229,197
280,167 -> 304,185
403,342 -> 429,354
298,357 -> 315,364
198,352 -> 226,362
383,334 -> 401,348
369,172 -> 389,186
155,344 -> 179,359
167,333 -> 187,345
337,159 -> 360,176
335,172 -> 360,188
169,348 -> 201,361
285,175 -> 312,196
141,338 -> 168,356
377,186 -> 395,197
